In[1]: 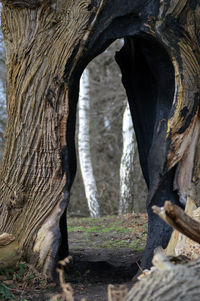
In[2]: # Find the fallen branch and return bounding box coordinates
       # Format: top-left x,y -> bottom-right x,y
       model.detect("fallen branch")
152,201 -> 200,244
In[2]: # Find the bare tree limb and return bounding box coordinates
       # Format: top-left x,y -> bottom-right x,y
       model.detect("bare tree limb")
152,201 -> 200,244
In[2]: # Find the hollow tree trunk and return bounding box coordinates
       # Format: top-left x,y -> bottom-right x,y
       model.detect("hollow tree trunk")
0,0 -> 199,278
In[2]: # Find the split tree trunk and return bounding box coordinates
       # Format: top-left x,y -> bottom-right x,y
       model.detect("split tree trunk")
0,0 -> 199,278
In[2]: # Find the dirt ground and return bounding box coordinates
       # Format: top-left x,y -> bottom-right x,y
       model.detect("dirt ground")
0,214 -> 148,301
66,214 -> 147,301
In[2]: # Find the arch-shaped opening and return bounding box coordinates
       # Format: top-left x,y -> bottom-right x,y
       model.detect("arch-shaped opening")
69,40 -> 147,217
59,32 -> 183,272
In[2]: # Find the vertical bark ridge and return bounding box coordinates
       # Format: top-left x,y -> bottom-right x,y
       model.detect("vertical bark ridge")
0,1 -> 99,273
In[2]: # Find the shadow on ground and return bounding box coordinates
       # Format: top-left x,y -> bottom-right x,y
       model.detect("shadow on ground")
65,248 -> 142,301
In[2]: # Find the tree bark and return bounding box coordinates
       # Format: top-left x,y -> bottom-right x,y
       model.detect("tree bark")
0,0 -> 199,277
0,0 -> 101,277
125,256 -> 200,301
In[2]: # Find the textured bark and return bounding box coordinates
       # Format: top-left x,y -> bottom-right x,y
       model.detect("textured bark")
78,68 -> 100,218
0,0 -> 101,277
0,0 -> 199,277
125,256 -> 200,301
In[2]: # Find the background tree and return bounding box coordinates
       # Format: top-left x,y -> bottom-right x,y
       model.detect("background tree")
119,102 -> 135,215
0,3 -> 6,161
69,41 -> 146,217
78,68 -> 100,218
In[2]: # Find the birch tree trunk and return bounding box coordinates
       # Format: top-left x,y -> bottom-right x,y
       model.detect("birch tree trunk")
0,0 -> 199,278
0,4 -> 6,160
78,69 -> 100,218
119,102 -> 135,214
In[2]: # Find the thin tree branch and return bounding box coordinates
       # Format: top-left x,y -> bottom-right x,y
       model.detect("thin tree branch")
152,201 -> 200,244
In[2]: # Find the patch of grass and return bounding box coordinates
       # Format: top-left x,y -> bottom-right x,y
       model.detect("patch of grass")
101,226 -> 131,234
98,241 -> 117,248
68,225 -> 86,232
98,239 -> 129,248
68,225 -> 103,232
68,219 -> 133,235
129,239 -> 144,250
136,246 -> 143,252
68,214 -> 147,251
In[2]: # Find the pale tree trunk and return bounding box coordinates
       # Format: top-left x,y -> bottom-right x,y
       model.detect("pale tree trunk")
78,69 -> 100,218
0,0 -> 199,278
0,80 -> 6,153
119,102 -> 135,214
0,3 -> 6,161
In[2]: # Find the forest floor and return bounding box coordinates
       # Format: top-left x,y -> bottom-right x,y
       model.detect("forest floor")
0,213 -> 148,301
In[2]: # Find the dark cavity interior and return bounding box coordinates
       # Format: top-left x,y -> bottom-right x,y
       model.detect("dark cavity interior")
59,34 -> 183,270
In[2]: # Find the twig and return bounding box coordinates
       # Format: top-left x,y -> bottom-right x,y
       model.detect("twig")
50,256 -> 74,301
